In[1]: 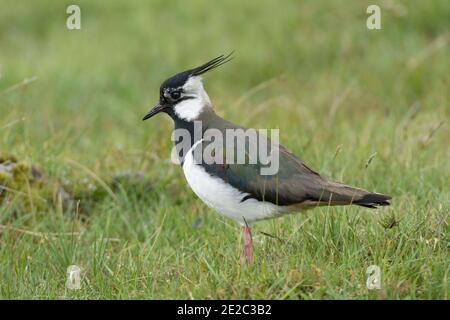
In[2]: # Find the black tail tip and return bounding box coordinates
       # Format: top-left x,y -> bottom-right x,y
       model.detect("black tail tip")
355,193 -> 391,208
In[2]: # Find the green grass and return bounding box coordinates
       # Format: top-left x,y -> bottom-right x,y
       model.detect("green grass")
0,0 -> 449,299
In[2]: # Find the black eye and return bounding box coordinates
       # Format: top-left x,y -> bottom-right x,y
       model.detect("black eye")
170,91 -> 181,100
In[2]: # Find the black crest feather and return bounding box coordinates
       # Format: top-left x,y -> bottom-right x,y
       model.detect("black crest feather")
161,52 -> 234,90
190,52 -> 234,76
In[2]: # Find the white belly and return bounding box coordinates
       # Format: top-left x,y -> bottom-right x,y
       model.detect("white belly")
182,140 -> 285,225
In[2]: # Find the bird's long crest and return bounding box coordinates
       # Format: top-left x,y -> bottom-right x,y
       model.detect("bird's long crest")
190,52 -> 234,77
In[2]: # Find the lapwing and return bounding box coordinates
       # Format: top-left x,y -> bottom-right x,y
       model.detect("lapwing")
143,53 -> 391,264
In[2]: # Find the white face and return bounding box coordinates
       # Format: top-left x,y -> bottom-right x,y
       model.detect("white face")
173,76 -> 212,121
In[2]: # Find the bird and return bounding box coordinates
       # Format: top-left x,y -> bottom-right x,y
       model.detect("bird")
143,53 -> 391,264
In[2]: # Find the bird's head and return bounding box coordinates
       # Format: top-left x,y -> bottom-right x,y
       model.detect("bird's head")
143,53 -> 233,122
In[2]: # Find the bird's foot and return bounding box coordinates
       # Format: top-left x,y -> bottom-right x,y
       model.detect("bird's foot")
240,225 -> 253,265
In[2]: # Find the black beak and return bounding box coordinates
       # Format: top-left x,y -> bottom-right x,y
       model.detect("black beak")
142,103 -> 166,121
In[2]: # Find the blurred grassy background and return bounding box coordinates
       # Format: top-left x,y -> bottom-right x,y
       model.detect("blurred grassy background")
0,0 -> 448,299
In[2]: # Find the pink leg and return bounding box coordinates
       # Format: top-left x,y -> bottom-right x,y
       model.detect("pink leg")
241,225 -> 253,264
